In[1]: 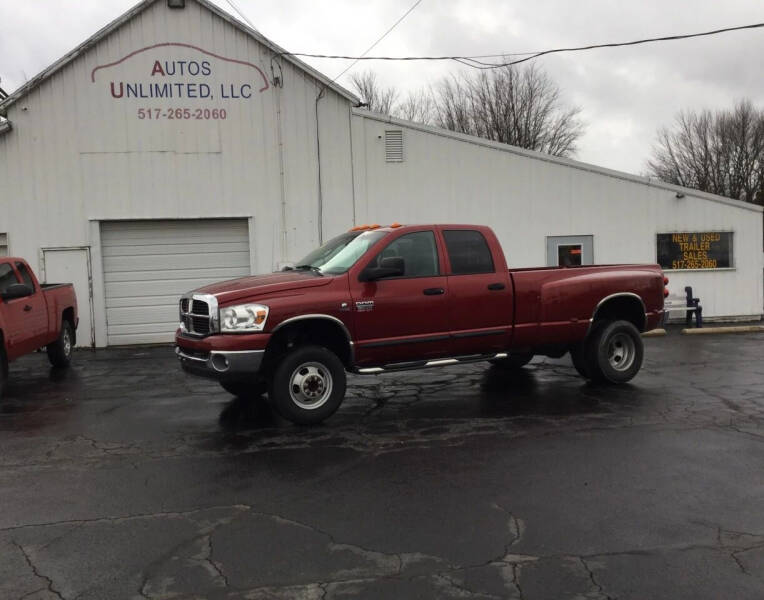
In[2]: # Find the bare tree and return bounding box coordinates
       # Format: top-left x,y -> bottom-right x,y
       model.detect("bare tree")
349,71 -> 398,116
395,89 -> 435,124
432,64 -> 584,157
647,100 -> 764,207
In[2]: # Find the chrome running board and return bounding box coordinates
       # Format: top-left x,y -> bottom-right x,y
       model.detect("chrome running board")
357,352 -> 507,374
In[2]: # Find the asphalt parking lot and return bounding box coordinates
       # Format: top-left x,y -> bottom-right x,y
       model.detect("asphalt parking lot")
1,332 -> 763,600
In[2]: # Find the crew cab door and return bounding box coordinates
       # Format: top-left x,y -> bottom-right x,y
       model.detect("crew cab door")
14,261 -> 49,349
440,228 -> 513,355
0,262 -> 43,359
350,229 -> 450,365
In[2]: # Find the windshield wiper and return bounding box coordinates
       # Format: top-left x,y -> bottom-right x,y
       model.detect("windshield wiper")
294,265 -> 324,276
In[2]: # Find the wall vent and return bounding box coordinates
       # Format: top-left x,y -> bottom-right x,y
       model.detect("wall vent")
0,233 -> 7,256
385,130 -> 404,162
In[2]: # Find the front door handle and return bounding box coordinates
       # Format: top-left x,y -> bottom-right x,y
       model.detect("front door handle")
23,305 -> 33,312
423,287 -> 445,296
487,283 -> 506,291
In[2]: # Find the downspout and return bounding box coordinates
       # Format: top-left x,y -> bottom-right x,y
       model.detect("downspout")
315,87 -> 325,244
275,85 -> 288,264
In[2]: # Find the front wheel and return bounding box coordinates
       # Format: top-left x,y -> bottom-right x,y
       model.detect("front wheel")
586,320 -> 643,384
0,347 -> 7,398
47,321 -> 74,368
269,345 -> 347,425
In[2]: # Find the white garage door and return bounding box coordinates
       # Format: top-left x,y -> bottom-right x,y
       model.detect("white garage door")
102,219 -> 250,345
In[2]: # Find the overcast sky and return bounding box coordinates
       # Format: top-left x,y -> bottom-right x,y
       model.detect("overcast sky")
1,0 -> 762,174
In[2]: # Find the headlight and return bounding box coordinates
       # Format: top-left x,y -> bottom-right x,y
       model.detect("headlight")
220,304 -> 269,333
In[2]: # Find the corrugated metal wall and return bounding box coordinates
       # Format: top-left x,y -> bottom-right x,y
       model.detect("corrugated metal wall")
351,112 -> 764,319
0,0 -> 355,346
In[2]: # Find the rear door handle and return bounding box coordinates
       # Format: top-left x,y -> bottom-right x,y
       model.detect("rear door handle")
23,305 -> 33,312
423,287 -> 445,296
487,283 -> 506,291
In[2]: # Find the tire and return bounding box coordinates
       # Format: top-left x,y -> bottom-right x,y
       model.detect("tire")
569,343 -> 589,378
269,345 -> 346,425
491,353 -> 534,370
47,320 -> 74,368
586,320 -> 643,384
0,347 -> 7,399
220,380 -> 268,398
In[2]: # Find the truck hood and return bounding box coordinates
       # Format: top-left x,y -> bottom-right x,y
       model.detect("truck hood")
193,271 -> 333,305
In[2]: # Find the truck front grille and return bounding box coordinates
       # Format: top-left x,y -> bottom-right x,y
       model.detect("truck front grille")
180,296 -> 213,336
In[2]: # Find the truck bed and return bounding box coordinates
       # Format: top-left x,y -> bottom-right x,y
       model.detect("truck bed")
510,264 -> 664,348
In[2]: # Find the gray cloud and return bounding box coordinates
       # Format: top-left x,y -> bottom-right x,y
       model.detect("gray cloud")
1,0 -> 762,174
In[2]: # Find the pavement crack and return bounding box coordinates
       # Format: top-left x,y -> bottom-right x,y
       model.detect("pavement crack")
579,556 -> 614,600
13,540 -> 65,600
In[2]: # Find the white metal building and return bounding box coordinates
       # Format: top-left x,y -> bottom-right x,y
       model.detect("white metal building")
1,0 -> 761,347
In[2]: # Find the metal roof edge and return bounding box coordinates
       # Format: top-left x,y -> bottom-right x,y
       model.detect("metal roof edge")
353,109 -> 764,215
195,0 -> 358,103
0,0 -> 157,112
0,0 -> 359,113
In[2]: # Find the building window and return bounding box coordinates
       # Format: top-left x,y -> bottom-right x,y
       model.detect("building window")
546,235 -> 593,266
385,130 -> 403,162
558,244 -> 583,267
0,233 -> 7,256
657,232 -> 733,270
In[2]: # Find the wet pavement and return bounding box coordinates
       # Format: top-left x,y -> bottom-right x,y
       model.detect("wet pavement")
1,333 -> 763,599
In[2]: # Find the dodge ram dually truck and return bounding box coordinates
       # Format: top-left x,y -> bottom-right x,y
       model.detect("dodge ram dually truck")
176,224 -> 666,424
0,257 -> 78,397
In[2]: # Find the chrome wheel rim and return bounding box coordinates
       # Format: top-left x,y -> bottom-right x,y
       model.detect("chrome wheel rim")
63,329 -> 72,357
607,333 -> 635,372
288,362 -> 333,410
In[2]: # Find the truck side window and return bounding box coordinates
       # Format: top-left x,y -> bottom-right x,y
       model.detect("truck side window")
15,262 -> 35,289
0,263 -> 18,294
443,230 -> 495,275
370,231 -> 439,278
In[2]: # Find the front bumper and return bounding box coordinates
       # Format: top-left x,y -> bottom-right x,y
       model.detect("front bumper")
176,346 -> 265,381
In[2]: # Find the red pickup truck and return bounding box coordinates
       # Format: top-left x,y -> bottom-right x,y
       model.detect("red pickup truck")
0,257 -> 78,396
176,224 -> 665,424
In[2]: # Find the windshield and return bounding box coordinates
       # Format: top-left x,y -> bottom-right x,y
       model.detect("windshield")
319,230 -> 388,275
293,232 -> 360,270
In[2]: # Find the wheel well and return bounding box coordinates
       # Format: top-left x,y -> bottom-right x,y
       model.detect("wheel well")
263,319 -> 353,372
62,307 -> 76,344
592,296 -> 646,332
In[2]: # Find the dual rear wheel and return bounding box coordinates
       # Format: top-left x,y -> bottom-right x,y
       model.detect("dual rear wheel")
571,319 -> 643,383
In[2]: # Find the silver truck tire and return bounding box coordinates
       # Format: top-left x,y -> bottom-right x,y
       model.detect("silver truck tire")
269,345 -> 346,425
587,320 -> 643,384
47,321 -> 74,368
0,347 -> 7,398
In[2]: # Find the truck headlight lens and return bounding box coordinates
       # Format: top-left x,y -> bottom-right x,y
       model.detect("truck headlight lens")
220,304 -> 269,332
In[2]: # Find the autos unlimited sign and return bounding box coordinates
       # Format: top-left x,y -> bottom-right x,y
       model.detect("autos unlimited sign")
90,42 -> 270,103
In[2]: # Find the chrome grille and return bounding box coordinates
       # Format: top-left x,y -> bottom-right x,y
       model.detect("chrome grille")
179,295 -> 216,336
192,300 -> 209,315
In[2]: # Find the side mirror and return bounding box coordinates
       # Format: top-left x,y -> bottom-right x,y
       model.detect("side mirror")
361,257 -> 405,282
2,283 -> 33,301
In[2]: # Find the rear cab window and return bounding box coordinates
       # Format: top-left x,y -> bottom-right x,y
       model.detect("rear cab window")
443,230 -> 495,275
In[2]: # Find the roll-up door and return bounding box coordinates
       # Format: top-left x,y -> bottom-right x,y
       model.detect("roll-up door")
101,219 -> 250,345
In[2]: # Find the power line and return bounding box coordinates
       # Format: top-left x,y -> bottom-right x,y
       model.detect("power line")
281,21 -> 764,70
330,0 -> 424,82
224,0 -> 259,33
